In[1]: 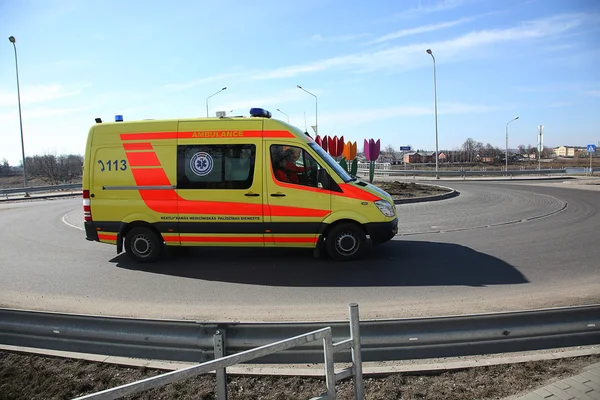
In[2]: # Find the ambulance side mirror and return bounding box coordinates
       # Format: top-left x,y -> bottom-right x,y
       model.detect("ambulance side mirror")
317,168 -> 330,189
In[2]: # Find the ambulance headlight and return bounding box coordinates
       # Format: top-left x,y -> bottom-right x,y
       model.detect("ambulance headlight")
374,200 -> 395,217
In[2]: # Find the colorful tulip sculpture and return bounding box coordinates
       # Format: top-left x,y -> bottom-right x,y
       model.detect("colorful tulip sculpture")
341,141 -> 358,175
364,138 -> 381,183
327,135 -> 344,160
315,135 -> 328,153
314,135 -> 365,179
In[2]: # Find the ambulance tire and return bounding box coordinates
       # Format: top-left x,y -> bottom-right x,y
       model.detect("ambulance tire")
124,227 -> 162,263
325,222 -> 367,262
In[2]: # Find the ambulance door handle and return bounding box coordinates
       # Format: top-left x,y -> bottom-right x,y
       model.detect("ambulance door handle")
270,192 -> 286,197
245,192 -> 260,197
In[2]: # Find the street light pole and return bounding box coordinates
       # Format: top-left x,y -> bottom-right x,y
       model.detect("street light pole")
206,87 -> 227,117
8,36 -> 28,196
297,85 -> 317,135
426,49 -> 439,179
505,116 -> 519,173
276,108 -> 289,123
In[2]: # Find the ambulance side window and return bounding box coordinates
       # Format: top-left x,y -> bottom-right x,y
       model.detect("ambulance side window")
177,144 -> 256,189
270,144 -> 321,188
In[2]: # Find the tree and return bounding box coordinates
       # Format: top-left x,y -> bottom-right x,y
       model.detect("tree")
0,159 -> 9,176
461,138 -> 482,162
541,146 -> 553,158
24,153 -> 83,185
383,144 -> 398,161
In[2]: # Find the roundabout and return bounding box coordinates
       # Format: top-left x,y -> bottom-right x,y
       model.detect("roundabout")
0,179 -> 599,322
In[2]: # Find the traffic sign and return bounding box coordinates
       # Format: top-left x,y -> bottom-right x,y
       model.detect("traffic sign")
587,144 -> 596,153
399,146 -> 411,151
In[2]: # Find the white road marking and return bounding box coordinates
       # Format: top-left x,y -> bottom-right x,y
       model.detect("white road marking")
62,212 -> 84,231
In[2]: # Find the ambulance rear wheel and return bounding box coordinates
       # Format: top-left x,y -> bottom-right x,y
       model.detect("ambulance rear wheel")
125,227 -> 162,263
325,222 -> 367,262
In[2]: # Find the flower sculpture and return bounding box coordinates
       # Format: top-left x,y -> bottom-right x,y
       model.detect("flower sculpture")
364,138 -> 381,183
341,141 -> 358,175
327,135 -> 344,160
315,135 -> 328,153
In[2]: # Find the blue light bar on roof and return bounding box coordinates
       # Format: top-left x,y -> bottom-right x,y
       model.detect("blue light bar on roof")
249,108 -> 272,118
115,115 -> 123,122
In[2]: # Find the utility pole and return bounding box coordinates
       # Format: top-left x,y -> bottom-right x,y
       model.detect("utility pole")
9,36 -> 29,196
538,125 -> 543,171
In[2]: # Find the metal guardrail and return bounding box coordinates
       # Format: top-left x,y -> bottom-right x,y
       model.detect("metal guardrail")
0,168 -> 581,199
73,304 -> 364,400
357,168 -> 568,177
0,183 -> 81,197
0,304 -> 598,366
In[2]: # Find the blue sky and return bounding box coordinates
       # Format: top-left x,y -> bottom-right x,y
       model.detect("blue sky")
1,0 -> 599,165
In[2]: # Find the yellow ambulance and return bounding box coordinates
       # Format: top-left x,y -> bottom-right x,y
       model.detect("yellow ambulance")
82,108 -> 398,262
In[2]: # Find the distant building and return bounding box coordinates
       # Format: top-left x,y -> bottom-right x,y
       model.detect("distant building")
553,146 -> 586,157
403,152 -> 422,164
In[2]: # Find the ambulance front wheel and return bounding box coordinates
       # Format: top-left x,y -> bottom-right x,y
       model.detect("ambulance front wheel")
325,222 -> 367,262
124,227 -> 162,263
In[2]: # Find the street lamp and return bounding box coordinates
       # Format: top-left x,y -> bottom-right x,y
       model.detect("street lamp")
297,85 -> 317,135
276,108 -> 289,123
505,116 -> 519,172
426,49 -> 439,179
8,36 -> 28,196
206,87 -> 227,117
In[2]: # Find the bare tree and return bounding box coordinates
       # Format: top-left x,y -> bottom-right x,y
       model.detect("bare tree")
541,146 -> 553,158
462,138 -> 477,162
383,144 -> 398,161
0,159 -> 9,177
24,153 -> 83,185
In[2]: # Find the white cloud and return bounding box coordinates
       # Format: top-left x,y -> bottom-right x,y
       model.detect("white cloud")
311,33 -> 370,42
547,101 -> 571,108
248,13 -> 587,79
391,0 -> 479,19
0,84 -> 83,107
517,82 -> 599,94
366,18 -> 473,44
163,72 -> 249,91
211,89 -> 311,112
0,106 -> 90,124
320,102 -> 497,125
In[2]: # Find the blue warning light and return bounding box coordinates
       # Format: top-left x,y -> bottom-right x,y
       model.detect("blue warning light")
115,115 -> 123,122
249,108 -> 272,118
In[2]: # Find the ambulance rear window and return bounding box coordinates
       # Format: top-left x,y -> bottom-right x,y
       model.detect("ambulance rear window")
177,144 -> 256,189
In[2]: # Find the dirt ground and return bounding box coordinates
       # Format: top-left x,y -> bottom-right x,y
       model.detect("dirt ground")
374,181 -> 452,200
1,351 -> 599,400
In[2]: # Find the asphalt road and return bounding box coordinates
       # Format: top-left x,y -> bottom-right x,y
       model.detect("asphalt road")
0,180 -> 598,322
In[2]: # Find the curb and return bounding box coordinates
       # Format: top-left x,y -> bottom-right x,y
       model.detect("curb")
390,183 -> 460,205
1,344 -> 598,377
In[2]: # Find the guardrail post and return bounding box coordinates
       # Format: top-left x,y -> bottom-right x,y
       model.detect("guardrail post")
349,303 -> 364,400
213,330 -> 228,400
322,331 -> 336,399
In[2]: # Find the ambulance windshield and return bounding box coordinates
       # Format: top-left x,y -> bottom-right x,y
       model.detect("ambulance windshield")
308,142 -> 354,183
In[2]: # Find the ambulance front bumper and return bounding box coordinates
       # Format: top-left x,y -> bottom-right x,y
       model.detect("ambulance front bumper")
366,217 -> 398,244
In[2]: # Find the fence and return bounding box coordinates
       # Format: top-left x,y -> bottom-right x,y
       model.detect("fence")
72,304 -> 364,400
0,183 -> 81,199
356,168 -> 568,178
